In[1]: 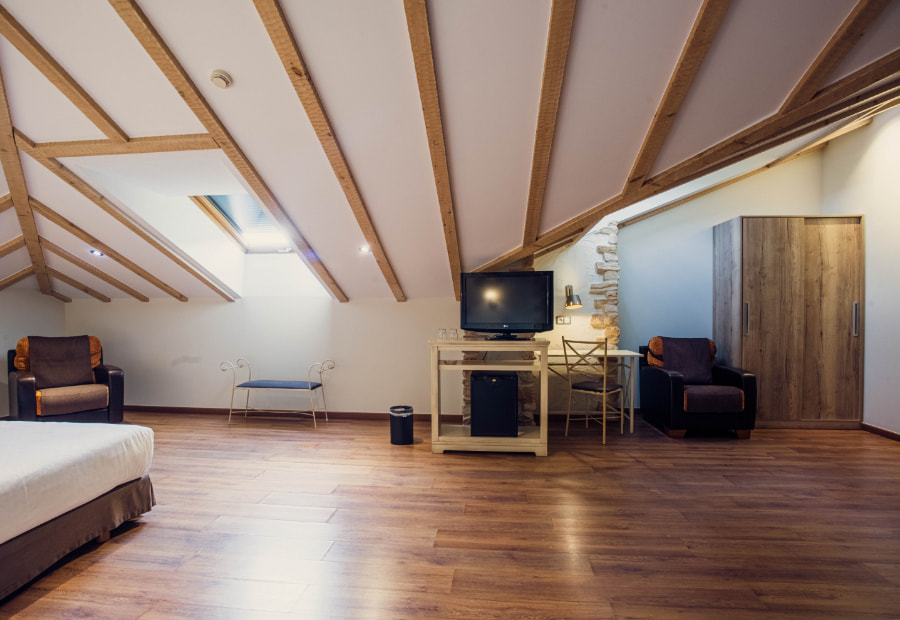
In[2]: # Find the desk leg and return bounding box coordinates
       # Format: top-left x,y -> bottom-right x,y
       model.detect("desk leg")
629,357 -> 635,433
431,345 -> 440,448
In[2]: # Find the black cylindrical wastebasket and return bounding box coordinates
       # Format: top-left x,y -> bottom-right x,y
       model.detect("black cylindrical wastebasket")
389,405 -> 414,445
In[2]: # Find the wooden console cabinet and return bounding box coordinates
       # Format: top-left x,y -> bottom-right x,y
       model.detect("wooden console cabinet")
713,216 -> 864,428
430,338 -> 549,456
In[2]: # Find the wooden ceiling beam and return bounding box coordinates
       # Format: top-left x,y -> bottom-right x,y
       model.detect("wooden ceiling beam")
522,0 -> 577,247
109,0 -> 348,303
0,193 -> 13,214
669,77 -> 900,191
532,81 -> 900,251
29,134 -> 218,159
479,69 -> 900,273
46,266 -> 111,302
0,235 -> 26,259
49,290 -> 72,303
0,265 -> 34,292
0,5 -> 128,142
253,0 -> 407,302
0,62 -> 51,294
404,0 -> 462,299
30,197 -> 188,302
781,0 -> 891,112
625,0 -> 731,193
40,236 -> 151,302
16,129 -> 239,302
647,48 -> 900,192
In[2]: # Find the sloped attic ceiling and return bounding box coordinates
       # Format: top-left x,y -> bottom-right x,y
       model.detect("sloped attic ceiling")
0,0 -> 898,303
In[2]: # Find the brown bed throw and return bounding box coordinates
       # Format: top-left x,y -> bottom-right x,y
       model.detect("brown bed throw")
28,335 -> 94,389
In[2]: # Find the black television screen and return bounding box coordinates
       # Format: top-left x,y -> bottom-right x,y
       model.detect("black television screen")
460,271 -> 554,339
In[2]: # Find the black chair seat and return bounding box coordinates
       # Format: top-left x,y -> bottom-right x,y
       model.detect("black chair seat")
572,380 -> 622,394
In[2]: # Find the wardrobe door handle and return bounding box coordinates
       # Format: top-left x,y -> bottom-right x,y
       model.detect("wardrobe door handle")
852,302 -> 859,337
744,302 -> 750,336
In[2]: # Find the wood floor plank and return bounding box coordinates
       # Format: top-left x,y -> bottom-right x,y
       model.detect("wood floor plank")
2,412 -> 900,618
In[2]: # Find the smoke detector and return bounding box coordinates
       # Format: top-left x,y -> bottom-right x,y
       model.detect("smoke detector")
210,70 -> 233,89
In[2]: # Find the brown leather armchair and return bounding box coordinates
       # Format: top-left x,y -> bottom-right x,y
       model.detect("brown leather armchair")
639,337 -> 755,439
7,335 -> 124,423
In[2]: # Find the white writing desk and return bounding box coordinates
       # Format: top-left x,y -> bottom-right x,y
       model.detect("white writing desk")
547,348 -> 642,434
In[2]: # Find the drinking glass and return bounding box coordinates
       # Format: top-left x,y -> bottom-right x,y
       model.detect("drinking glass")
437,328 -> 447,341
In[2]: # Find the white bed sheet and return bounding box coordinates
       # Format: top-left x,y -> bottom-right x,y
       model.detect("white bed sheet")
0,421 -> 154,544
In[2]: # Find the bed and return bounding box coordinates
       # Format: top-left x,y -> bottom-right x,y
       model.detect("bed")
0,421 -> 155,601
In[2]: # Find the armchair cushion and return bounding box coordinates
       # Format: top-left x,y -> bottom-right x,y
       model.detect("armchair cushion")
661,337 -> 714,384
38,384 -> 109,417
28,335 -> 94,389
683,385 -> 744,413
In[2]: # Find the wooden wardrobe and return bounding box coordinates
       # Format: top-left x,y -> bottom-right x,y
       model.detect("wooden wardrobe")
713,216 -> 864,428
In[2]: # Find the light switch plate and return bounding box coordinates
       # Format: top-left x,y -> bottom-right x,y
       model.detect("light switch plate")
556,316 -> 571,325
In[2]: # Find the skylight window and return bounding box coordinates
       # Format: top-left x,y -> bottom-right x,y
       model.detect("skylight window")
190,194 -> 291,254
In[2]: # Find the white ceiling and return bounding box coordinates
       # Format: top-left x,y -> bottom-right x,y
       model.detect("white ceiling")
1,0 -> 899,304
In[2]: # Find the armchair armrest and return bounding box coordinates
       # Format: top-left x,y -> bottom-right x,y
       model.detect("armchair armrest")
9,370 -> 38,421
639,364 -> 689,428
712,364 -> 753,388
94,364 -> 124,423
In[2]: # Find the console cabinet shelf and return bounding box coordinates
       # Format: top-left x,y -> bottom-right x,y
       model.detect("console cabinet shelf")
430,338 -> 549,456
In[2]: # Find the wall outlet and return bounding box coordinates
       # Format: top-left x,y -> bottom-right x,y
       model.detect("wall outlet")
556,315 -> 571,325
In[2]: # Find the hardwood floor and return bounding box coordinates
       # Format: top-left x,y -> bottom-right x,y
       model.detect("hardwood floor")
3,413 -> 900,619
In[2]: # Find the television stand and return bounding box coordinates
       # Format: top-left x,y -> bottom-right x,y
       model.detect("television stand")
485,334 -> 532,341
430,338 -> 549,456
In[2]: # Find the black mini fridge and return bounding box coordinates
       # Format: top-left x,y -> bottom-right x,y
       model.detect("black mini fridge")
470,371 -> 518,437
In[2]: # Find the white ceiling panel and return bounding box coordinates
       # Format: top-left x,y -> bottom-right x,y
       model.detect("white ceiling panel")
0,39 -> 104,143
44,251 -> 125,300
652,0 -> 858,177
134,0 -> 389,299
0,0 -> 896,303
0,0 -> 205,139
278,0 -> 452,298
831,0 -> 900,83
0,208 -> 18,240
542,0 -> 704,233
62,151 -> 245,198
429,0 -> 551,271
0,245 -> 30,273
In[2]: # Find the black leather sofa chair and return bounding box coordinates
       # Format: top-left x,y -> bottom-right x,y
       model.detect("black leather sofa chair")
639,337 -> 755,438
8,335 -> 124,423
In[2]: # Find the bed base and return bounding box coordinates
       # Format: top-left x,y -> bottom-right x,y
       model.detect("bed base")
0,475 -> 155,602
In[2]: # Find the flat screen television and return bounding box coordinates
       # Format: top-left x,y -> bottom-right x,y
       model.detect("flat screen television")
460,271 -> 554,339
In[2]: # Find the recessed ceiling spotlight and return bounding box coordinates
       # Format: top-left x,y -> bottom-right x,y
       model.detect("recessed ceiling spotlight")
89,249 -> 104,257
359,245 -> 371,254
210,70 -> 233,89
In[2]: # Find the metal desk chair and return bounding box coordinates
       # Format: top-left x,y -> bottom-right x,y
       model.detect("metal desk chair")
561,338 -> 623,444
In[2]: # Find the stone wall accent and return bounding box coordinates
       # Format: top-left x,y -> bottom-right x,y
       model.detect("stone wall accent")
591,223 -> 620,348
590,222 -> 621,398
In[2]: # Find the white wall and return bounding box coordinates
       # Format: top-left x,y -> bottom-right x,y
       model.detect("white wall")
617,153 -> 824,353
63,253 -> 460,415
612,106 -> 900,433
0,290 -> 65,417
820,108 -> 900,434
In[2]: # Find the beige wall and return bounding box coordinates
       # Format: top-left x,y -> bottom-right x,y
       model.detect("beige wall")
0,290 -> 66,417
613,106 -> 900,434
820,108 -> 900,434
64,294 -> 460,416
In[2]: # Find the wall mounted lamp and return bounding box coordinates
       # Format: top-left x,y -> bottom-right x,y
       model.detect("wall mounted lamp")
564,285 -> 582,309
